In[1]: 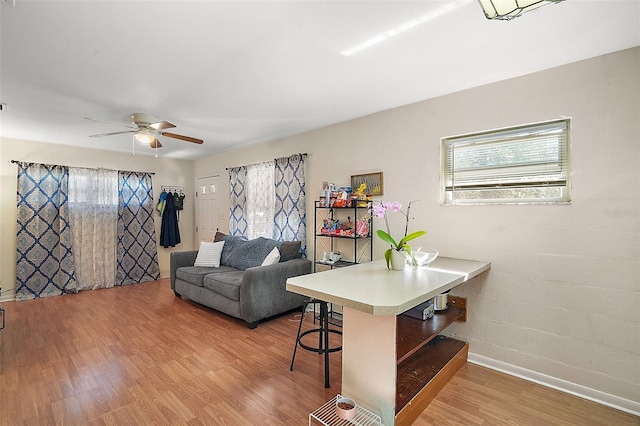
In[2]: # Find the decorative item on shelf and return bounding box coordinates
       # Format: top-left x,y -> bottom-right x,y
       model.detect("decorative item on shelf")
333,187 -> 351,207
353,183 -> 370,208
319,251 -> 342,265
320,218 -> 340,235
355,219 -> 369,238
351,172 -> 384,196
369,200 -> 426,271
320,217 -> 356,237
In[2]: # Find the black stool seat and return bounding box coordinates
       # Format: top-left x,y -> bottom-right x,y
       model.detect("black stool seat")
290,299 -> 342,388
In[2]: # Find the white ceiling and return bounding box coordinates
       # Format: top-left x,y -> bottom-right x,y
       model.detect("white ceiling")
1,1 -> 639,160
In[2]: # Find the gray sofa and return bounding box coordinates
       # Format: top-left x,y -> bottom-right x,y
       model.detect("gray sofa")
170,233 -> 311,329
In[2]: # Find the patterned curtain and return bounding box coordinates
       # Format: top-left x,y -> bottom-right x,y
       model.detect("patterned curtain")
274,154 -> 306,254
116,171 -> 160,285
246,161 -> 275,240
15,162 -> 77,300
228,166 -> 248,236
227,154 -> 306,253
229,162 -> 275,239
68,168 -> 118,290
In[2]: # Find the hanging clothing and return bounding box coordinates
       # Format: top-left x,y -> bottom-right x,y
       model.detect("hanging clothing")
174,192 -> 185,210
160,193 -> 181,248
156,190 -> 167,216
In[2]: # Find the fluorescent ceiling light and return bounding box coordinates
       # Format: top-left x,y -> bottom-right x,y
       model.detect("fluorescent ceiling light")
478,0 -> 566,20
341,1 -> 472,56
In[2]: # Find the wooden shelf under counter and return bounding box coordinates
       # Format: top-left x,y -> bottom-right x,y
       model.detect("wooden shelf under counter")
396,306 -> 465,364
395,336 -> 468,424
394,304 -> 468,425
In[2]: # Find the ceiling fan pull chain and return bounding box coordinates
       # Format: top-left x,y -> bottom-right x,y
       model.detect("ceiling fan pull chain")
132,135 -> 136,156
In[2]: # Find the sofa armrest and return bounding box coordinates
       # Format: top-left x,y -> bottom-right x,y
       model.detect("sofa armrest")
240,258 -> 311,323
170,250 -> 199,290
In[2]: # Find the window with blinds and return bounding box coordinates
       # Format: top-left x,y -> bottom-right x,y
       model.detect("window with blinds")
441,118 -> 570,204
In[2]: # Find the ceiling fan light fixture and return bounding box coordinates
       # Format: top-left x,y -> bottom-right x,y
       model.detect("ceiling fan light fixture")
477,0 -> 565,20
134,130 -> 155,144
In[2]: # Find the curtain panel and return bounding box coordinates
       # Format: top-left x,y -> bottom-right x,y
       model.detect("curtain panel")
15,162 -> 77,300
14,162 -> 159,300
274,154 -> 306,253
228,166 -> 248,236
68,167 -> 118,290
117,171 -> 160,285
228,154 -> 306,255
246,161 -> 275,240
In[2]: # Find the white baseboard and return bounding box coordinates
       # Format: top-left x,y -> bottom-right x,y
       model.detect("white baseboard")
468,353 -> 640,417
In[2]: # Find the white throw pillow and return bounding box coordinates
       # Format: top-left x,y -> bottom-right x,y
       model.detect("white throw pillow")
194,241 -> 225,267
261,246 -> 281,266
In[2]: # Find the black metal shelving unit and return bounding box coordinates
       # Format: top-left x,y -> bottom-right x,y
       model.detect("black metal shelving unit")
313,201 -> 373,273
313,201 -> 373,327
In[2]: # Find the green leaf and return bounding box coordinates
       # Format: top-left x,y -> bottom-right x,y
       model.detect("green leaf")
384,248 -> 392,269
397,230 -> 426,247
376,229 -> 398,248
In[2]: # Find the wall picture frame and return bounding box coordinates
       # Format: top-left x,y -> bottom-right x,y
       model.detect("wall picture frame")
351,172 -> 383,196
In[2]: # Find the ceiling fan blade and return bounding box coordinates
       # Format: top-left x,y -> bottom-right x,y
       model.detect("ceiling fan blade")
149,138 -> 163,149
89,130 -> 136,138
84,117 -> 136,129
161,132 -> 204,144
149,120 -> 176,131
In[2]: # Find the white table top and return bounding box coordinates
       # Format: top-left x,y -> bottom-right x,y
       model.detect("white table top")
287,257 -> 491,315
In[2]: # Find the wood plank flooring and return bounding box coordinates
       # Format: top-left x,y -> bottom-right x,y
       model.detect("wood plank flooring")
1,279 -> 637,425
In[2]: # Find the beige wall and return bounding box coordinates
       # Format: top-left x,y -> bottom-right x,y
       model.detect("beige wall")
1,47 -> 637,412
195,47 -> 640,410
0,138 -> 196,300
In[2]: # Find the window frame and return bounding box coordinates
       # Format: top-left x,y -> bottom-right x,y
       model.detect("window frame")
441,118 -> 571,205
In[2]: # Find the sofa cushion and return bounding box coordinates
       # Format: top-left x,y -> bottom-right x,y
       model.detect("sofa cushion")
220,234 -> 248,266
194,241 -> 225,267
261,246 -> 281,266
227,237 -> 280,270
175,265 -> 237,287
203,270 -> 245,301
279,240 -> 302,262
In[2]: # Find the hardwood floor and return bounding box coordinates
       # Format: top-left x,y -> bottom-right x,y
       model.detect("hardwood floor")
0,279 -> 637,425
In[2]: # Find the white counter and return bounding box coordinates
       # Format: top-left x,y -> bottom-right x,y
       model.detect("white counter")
286,257 -> 490,315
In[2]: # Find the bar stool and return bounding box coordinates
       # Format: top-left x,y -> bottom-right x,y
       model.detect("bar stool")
290,299 -> 342,388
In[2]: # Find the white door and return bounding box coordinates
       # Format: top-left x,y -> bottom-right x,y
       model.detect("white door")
196,175 -> 221,243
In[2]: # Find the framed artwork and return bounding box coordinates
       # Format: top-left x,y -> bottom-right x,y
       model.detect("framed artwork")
351,172 -> 383,196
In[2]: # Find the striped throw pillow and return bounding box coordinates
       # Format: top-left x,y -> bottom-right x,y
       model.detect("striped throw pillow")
194,241 -> 225,267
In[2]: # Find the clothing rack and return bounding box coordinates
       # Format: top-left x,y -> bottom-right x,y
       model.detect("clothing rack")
161,185 -> 184,194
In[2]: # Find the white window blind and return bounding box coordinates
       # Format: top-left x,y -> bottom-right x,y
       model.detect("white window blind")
442,119 -> 570,204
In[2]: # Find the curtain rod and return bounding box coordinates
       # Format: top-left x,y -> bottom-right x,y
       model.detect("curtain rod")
10,160 -> 156,175
225,152 -> 307,171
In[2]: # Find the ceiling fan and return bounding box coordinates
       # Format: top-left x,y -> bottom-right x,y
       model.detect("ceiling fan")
85,113 -> 204,149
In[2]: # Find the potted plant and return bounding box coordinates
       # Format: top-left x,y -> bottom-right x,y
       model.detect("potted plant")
369,200 -> 426,270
